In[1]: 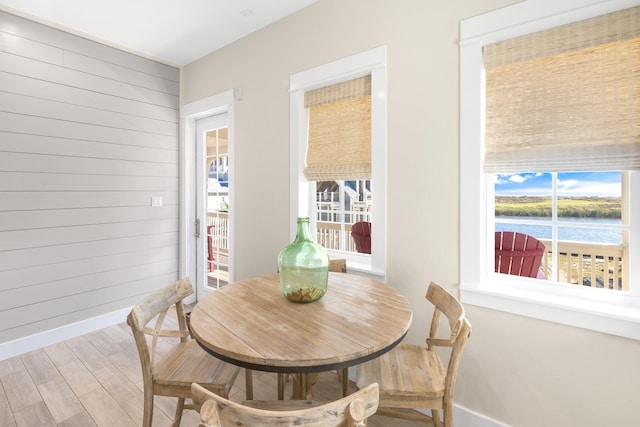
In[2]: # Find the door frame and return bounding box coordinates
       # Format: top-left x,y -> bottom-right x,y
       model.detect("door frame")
180,90 -> 235,301
196,114 -> 230,294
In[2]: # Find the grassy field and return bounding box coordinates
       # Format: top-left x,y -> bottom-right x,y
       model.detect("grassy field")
495,196 -> 621,218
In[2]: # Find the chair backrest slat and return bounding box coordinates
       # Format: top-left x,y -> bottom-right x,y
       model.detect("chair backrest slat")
193,382 -> 379,427
426,282 -> 465,342
495,231 -> 545,278
129,277 -> 194,331
329,258 -> 347,273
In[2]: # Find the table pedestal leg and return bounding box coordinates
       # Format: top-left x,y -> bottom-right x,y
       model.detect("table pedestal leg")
277,373 -> 286,400
291,373 -> 319,400
245,369 -> 253,400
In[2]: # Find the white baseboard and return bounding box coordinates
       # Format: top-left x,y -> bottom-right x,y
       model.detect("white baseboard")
347,368 -> 509,427
0,307 -> 132,361
454,404 -> 511,427
394,405 -> 509,427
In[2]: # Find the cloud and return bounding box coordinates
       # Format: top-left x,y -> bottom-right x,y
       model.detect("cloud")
494,172 -> 621,196
508,174 -> 528,183
492,175 -> 508,185
558,182 -> 621,196
558,179 -> 579,190
495,173 -> 530,184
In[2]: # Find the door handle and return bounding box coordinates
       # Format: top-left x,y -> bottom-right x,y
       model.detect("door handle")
195,218 -> 200,238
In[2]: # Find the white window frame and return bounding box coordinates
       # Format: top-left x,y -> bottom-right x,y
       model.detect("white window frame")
290,46 -> 387,278
460,0 -> 640,340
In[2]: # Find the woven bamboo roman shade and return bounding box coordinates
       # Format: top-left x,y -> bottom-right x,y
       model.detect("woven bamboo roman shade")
484,6 -> 640,173
304,75 -> 371,181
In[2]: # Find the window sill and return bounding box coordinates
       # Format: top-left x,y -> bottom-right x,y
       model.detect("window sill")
327,250 -> 384,280
460,279 -> 640,341
346,263 -> 385,281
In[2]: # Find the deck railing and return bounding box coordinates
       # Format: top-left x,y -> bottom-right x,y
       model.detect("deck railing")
316,221 -> 359,253
538,239 -> 627,291
317,222 -> 629,290
207,212 -> 229,288
208,212 -> 628,291
207,212 -> 229,252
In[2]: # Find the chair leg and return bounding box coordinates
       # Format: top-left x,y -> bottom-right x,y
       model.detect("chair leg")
142,391 -> 154,427
443,402 -> 454,427
245,369 -> 253,400
170,397 -> 185,427
432,409 -> 442,427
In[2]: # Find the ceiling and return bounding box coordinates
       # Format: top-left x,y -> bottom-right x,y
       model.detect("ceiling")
0,0 -> 318,66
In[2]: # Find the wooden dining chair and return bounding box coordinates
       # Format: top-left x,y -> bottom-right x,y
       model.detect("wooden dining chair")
127,277 -> 241,427
277,259 -> 349,400
192,382 -> 379,427
329,258 -> 347,273
495,231 -> 546,278
356,281 -> 471,427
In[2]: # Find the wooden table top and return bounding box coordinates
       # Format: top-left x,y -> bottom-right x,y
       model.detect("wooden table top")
189,273 -> 412,373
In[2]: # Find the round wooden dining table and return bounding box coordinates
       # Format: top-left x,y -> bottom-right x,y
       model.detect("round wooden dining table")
189,272 -> 412,397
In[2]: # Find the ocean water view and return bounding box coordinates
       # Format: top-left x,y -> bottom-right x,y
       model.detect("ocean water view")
495,217 -> 623,245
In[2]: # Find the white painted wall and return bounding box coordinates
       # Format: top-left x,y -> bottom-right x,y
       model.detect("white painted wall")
181,1 -> 640,426
0,12 -> 180,346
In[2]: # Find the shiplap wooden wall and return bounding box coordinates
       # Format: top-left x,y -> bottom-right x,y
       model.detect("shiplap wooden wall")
0,11 -> 180,345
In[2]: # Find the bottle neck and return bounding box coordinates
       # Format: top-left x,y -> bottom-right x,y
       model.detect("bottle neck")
295,217 -> 313,241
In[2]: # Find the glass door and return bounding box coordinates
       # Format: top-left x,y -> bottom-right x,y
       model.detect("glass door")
196,114 -> 232,296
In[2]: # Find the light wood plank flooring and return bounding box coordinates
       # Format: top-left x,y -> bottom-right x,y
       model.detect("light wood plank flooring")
0,320 -> 424,426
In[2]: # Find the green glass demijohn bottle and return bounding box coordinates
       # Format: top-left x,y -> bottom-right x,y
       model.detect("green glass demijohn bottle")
278,217 -> 330,303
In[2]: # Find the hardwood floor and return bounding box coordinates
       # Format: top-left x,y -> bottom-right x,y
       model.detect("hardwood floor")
0,320 -> 425,426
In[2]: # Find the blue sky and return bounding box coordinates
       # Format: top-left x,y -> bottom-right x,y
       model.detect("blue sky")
494,172 -> 621,197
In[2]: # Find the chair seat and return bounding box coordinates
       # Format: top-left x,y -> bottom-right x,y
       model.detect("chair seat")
356,343 -> 445,408
154,339 -> 239,397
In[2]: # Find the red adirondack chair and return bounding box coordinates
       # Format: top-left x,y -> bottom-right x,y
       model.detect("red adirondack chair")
495,231 -> 545,278
351,221 -> 372,254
